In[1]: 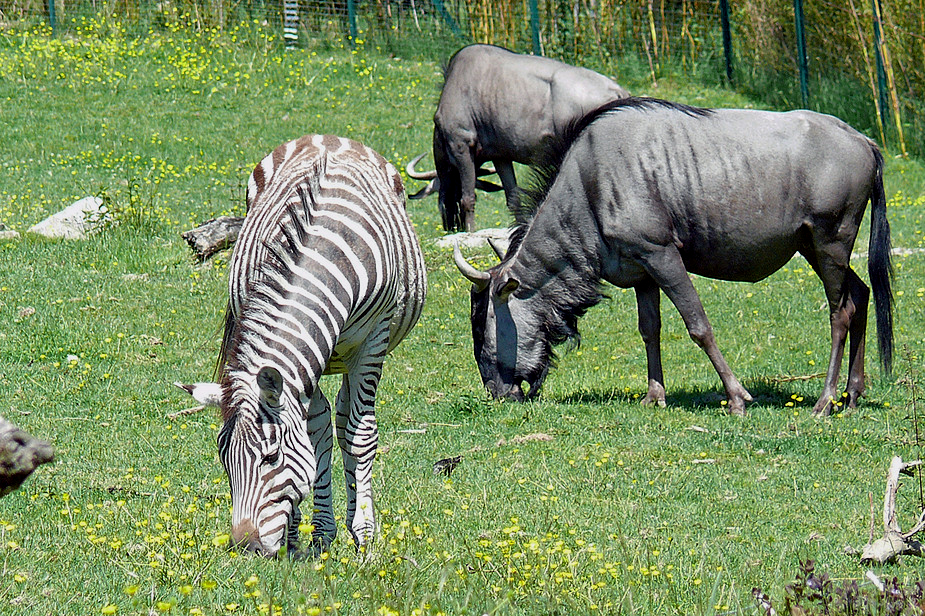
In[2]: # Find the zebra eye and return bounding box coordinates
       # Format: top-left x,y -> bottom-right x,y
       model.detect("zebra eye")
261,442 -> 281,466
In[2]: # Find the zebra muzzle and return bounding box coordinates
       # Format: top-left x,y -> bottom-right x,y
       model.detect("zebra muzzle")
231,519 -> 264,553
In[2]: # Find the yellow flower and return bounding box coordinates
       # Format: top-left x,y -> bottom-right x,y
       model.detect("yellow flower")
101,605 -> 118,615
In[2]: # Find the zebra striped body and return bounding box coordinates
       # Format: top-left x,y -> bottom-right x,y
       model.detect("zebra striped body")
215,135 -> 426,556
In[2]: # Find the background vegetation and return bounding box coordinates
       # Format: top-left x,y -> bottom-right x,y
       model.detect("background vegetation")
1,12 -> 925,616
0,0 -> 921,159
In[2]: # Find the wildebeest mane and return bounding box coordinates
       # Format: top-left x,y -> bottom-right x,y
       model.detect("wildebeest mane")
509,97 -> 713,256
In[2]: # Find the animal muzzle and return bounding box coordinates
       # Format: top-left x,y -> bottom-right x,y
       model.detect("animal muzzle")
231,519 -> 283,557
486,379 -> 525,402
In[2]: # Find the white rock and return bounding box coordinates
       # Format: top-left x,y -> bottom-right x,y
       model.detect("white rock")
27,196 -> 108,240
433,227 -> 511,252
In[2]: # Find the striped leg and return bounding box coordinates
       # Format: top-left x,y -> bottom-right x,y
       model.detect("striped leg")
305,388 -> 336,551
335,325 -> 389,548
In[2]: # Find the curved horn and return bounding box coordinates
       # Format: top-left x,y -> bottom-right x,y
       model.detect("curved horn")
475,179 -> 504,193
408,179 -> 438,200
405,153 -> 437,180
453,242 -> 490,292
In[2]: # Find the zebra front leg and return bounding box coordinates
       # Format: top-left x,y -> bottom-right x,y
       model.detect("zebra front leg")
335,351 -> 386,550
305,389 -> 336,552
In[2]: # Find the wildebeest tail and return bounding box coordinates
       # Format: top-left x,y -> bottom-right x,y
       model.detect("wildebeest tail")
867,145 -> 893,378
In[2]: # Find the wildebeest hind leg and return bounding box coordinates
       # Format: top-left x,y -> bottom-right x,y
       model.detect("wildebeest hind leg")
641,247 -> 753,415
844,270 -> 870,409
635,279 -> 666,407
810,264 -> 869,416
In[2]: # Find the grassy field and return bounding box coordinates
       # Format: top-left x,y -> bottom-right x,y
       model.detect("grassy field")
2,17 -> 925,616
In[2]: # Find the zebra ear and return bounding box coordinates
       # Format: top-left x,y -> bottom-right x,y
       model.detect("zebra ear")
175,382 -> 223,407
256,367 -> 284,407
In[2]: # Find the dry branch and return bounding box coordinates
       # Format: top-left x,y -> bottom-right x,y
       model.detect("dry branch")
181,216 -> 243,260
861,456 -> 925,563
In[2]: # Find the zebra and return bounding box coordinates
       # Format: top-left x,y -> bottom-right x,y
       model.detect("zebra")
181,134 -> 427,556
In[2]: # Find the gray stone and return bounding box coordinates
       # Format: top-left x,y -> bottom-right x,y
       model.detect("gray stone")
27,196 -> 109,239
433,227 -> 511,252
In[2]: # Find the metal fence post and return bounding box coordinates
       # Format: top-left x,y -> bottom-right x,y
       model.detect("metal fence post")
47,0 -> 56,34
719,0 -> 734,84
347,0 -> 358,44
793,0 -> 810,107
431,0 -> 463,38
529,0 -> 541,55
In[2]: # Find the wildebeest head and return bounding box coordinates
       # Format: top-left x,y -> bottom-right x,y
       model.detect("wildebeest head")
454,244 -> 551,400
186,366 -> 314,557
434,129 -> 466,232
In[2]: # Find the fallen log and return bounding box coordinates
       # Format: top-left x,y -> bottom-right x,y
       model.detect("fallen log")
0,416 -> 54,497
181,216 -> 244,260
861,456 -> 925,563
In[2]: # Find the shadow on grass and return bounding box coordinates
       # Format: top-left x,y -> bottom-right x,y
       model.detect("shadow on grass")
548,377 -> 890,414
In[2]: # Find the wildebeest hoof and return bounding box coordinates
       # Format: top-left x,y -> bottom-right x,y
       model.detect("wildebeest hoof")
641,380 -> 666,407
640,394 -> 666,408
727,403 -> 748,417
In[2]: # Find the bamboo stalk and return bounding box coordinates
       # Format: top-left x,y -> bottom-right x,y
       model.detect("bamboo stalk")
872,0 -> 908,156
848,0 -> 886,145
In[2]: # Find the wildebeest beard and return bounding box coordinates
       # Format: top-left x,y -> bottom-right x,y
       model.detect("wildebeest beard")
470,280 -> 601,400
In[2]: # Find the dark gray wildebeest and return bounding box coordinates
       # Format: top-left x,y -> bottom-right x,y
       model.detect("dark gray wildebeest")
406,43 -> 629,233
454,97 -> 893,416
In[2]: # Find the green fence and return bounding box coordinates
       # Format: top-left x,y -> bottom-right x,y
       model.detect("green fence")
1,0 -> 922,157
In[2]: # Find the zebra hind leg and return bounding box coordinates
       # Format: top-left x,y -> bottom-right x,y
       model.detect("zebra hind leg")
336,347 -> 387,551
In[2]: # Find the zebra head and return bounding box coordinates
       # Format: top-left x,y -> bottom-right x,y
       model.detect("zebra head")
215,366 -> 315,558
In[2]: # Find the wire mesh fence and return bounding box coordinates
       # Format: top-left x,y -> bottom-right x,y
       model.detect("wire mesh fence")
0,0 -> 921,157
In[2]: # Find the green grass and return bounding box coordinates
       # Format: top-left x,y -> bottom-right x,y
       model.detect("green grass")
2,16 -> 925,616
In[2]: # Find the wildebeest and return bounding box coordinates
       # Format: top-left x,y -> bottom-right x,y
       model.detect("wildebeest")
407,44 -> 629,232
455,97 -> 893,416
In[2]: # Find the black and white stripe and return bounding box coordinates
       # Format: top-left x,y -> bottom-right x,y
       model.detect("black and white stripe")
215,134 -> 426,555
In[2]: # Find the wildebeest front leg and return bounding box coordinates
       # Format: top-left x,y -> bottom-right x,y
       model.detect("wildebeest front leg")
494,159 -> 521,214
642,247 -> 753,415
635,279 -> 666,407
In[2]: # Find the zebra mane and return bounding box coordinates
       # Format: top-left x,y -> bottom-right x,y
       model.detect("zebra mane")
509,97 -> 713,250
215,182 -> 322,420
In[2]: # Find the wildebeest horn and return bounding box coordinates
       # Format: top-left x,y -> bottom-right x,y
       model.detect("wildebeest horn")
408,180 -> 438,200
453,242 -> 490,291
475,179 -> 504,192
405,153 -> 437,180
487,237 -> 506,260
